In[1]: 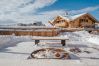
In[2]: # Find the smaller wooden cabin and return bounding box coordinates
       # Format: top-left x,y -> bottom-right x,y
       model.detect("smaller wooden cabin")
49,13 -> 98,28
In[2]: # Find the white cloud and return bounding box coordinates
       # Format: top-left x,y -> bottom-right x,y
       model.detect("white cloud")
40,10 -> 65,16
0,0 -> 57,25
18,0 -> 57,14
69,6 -> 99,14
0,0 -> 57,14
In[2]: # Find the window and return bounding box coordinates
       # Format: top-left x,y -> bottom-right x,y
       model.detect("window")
56,21 -> 60,23
85,20 -> 88,22
79,19 -> 83,22
79,19 -> 88,22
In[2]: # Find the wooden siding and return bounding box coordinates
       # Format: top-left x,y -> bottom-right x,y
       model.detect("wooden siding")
73,15 -> 95,28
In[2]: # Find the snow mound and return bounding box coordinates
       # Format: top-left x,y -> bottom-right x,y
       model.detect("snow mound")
61,30 -> 99,45
88,36 -> 99,45
61,30 -> 90,41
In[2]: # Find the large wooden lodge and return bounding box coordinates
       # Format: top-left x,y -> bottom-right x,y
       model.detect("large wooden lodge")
49,13 -> 98,28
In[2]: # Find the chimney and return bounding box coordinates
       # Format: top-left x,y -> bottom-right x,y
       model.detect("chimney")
64,11 -> 69,17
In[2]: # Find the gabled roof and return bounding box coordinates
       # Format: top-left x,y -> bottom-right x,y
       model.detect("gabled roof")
50,13 -> 98,23
59,13 -> 88,21
70,13 -> 87,20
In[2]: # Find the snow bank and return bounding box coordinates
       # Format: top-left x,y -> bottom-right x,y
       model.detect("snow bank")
60,30 -> 90,41
0,35 -> 33,49
61,30 -> 99,45
88,36 -> 99,45
0,35 -> 13,49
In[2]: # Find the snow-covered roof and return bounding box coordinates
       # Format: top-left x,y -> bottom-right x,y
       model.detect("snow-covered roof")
62,13 -> 87,21
58,15 -> 71,21
70,13 -> 87,20
51,13 -> 88,22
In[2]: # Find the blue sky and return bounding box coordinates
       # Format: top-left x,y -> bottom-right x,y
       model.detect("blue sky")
41,0 -> 99,10
39,0 -> 99,20
0,0 -> 99,25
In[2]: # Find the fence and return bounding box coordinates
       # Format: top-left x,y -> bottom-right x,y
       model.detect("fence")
0,30 -> 59,37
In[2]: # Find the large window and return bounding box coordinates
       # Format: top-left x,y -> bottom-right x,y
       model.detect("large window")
79,19 -> 88,22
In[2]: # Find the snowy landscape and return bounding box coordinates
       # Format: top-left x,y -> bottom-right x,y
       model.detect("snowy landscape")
0,0 -> 99,66
0,31 -> 99,66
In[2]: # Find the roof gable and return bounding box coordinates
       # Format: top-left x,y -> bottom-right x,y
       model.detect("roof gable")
70,13 -> 87,20
55,13 -> 88,21
49,13 -> 98,23
72,13 -> 98,22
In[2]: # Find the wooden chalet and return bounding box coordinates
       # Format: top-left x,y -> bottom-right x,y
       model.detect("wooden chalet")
49,13 -> 98,28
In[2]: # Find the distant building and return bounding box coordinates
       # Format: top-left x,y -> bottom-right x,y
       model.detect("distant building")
17,22 -> 45,26
33,22 -> 45,26
49,13 -> 98,28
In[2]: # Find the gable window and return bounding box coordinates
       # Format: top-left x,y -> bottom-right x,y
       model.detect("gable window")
79,19 -> 88,22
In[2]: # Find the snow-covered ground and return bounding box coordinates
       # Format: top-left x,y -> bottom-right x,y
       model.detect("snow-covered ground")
0,31 -> 99,66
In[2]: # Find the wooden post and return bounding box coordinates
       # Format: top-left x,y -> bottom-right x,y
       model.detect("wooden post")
35,40 -> 40,45
61,40 -> 65,46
